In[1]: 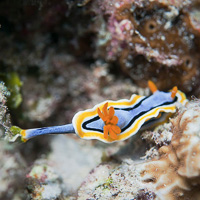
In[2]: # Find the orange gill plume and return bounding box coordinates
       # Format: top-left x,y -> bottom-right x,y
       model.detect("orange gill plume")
97,102 -> 121,139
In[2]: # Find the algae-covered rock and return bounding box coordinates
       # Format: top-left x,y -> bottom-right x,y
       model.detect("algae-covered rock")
0,72 -> 22,109
0,140 -> 27,199
93,0 -> 200,94
0,81 -> 11,138
26,162 -> 64,200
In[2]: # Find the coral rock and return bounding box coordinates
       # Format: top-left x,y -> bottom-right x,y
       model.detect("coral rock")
26,162 -> 64,200
141,101 -> 200,199
95,0 -> 200,93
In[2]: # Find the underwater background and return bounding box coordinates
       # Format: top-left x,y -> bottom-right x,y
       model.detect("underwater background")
1,0 -> 200,199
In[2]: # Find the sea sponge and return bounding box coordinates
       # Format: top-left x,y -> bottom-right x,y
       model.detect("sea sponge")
141,101 -> 200,199
172,101 -> 200,180
95,0 -> 200,93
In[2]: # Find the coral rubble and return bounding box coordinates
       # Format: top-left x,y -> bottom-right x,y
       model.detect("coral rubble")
26,162 -> 64,200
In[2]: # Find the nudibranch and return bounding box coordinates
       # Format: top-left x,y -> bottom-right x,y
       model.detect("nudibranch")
10,81 -> 187,143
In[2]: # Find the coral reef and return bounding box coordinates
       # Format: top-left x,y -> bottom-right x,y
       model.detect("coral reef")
78,160 -> 150,199
1,0 -> 200,199
0,82 -> 11,138
141,101 -> 200,199
0,140 -> 27,199
1,0 -> 200,97
0,83 -> 28,199
94,0 -> 200,94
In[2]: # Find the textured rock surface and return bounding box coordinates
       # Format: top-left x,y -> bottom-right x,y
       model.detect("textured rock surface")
0,83 -> 28,199
93,0 -> 200,94
0,140 -> 27,200
0,82 -> 11,138
48,135 -> 103,193
26,162 -> 64,200
1,0 -> 200,97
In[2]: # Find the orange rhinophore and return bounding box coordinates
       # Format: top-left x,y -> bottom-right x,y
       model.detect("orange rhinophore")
148,80 -> 158,93
171,86 -> 178,99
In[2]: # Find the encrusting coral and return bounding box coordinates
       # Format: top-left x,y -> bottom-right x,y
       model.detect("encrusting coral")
0,82 -> 11,139
94,0 -> 200,94
141,100 -> 200,199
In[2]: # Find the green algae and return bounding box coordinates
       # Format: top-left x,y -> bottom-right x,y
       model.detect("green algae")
5,72 -> 23,109
10,126 -> 22,136
0,72 -> 23,109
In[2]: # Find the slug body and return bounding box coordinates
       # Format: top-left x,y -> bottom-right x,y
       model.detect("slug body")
72,88 -> 186,143
14,81 -> 187,143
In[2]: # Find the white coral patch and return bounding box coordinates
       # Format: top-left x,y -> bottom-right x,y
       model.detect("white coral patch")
180,109 -> 200,136
42,184 -> 62,199
141,101 -> 200,199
